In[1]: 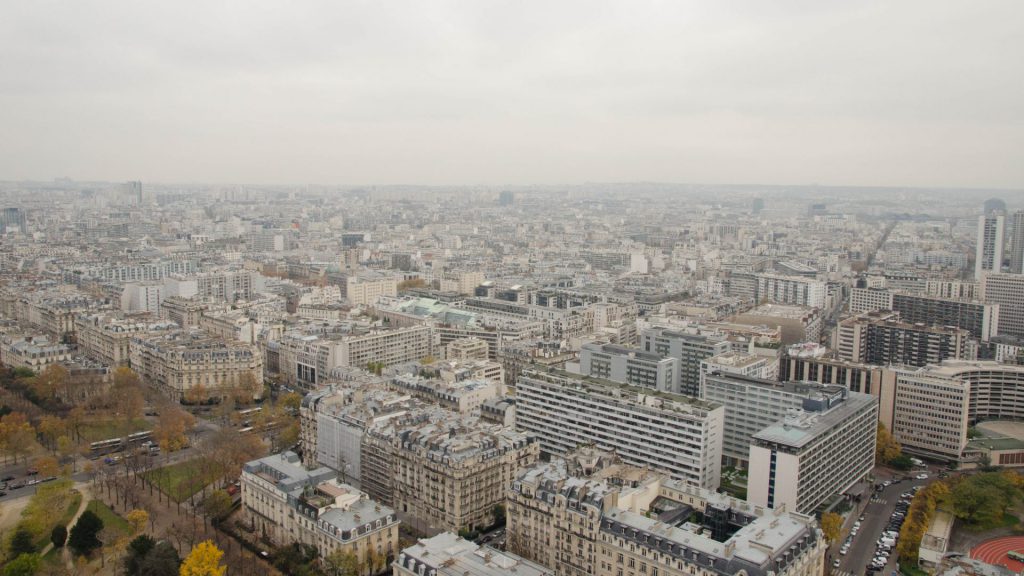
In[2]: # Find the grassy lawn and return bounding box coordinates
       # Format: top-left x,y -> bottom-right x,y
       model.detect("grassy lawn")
143,458 -> 222,502
18,480 -> 81,549
79,417 -> 151,442
85,500 -> 131,536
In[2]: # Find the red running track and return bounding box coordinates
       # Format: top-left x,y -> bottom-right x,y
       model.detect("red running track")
970,536 -> 1024,572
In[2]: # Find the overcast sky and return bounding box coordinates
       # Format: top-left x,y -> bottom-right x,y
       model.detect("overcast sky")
1,1 -> 1021,188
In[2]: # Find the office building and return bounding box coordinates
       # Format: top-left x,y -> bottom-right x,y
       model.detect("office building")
640,326 -> 731,396
887,361 -> 1024,462
730,303 -> 823,344
506,449 -> 826,576
515,367 -> 724,490
1011,210 -> 1024,274
976,212 -> 1006,279
702,372 -> 848,468
982,273 -> 1024,339
577,341 -> 677,392
747,390 -> 877,513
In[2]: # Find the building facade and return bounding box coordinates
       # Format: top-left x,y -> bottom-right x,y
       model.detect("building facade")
515,367 -> 724,490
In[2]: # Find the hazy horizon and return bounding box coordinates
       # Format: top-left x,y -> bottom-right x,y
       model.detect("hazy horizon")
2,1 -> 1021,189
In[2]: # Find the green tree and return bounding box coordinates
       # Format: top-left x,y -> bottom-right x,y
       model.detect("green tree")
201,490 -> 234,523
50,525 -> 67,549
2,553 -> 41,576
8,526 -> 36,557
68,509 -> 104,556
125,534 -> 156,576
138,541 -> 180,576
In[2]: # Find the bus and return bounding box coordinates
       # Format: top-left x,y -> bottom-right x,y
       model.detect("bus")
90,437 -> 123,453
126,430 -> 153,445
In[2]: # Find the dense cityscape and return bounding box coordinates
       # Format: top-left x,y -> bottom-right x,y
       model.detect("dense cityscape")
0,183 -> 1021,576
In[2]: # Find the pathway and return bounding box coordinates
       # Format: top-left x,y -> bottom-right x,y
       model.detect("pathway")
37,483 -> 91,561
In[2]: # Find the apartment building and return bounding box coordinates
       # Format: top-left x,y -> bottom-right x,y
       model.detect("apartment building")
836,310 -> 972,367
755,273 -> 827,308
344,273 -> 399,307
747,390 -> 877,514
395,532 -> 552,576
389,375 -> 498,413
439,270 -> 485,295
160,296 -> 208,328
497,339 -> 576,389
241,451 -> 399,575
850,287 -> 998,341
129,330 -> 263,402
730,303 -> 823,345
515,367 -> 724,490
75,312 -> 176,366
300,380 -> 413,478
445,337 -> 489,361
276,325 -> 435,389
506,449 -> 826,576
577,341 -> 677,392
361,413 -> 539,533
0,334 -> 71,372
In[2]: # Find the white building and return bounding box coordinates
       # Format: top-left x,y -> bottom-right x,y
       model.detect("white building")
976,212 -> 1005,280
515,367 -> 724,490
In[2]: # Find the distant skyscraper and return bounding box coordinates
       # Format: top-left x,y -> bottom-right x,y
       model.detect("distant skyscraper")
1010,210 -> 1024,274
976,212 -> 1006,279
751,197 -> 764,214
125,181 -> 142,205
0,207 -> 26,234
499,191 -> 514,206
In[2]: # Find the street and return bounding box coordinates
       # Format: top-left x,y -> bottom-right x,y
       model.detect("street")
831,472 -> 934,576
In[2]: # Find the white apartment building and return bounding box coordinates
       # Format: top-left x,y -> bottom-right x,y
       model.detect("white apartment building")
515,367 -> 724,490
120,282 -> 164,315
755,273 -> 827,308
395,533 -> 552,576
345,274 -> 399,307
747,391 -> 877,514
